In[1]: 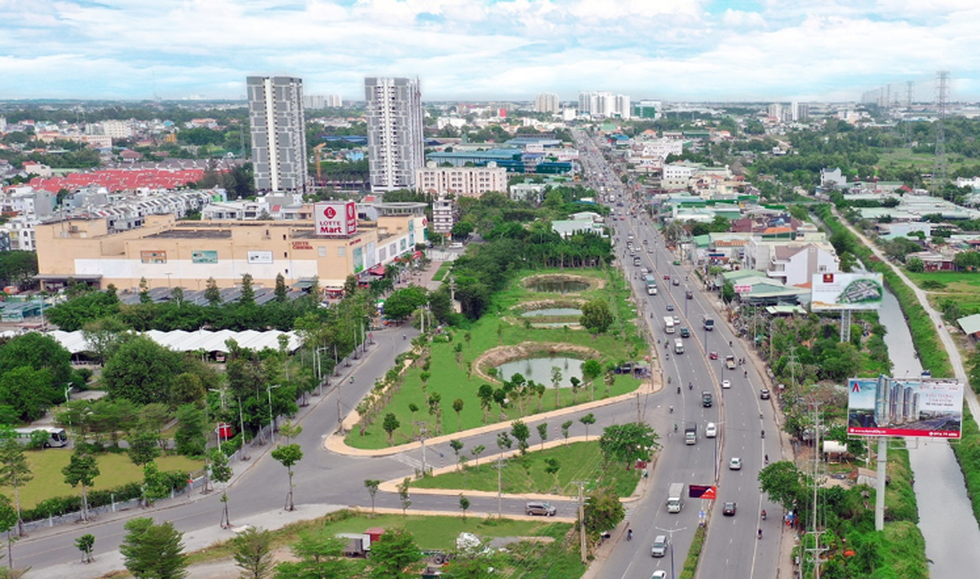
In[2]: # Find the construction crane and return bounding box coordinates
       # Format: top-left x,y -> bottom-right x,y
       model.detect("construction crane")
313,142 -> 326,180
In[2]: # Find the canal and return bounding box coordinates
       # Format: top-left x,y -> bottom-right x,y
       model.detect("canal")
878,288 -> 980,577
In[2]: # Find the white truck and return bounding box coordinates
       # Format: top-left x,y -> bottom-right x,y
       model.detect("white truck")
664,316 -> 675,334
644,274 -> 657,295
666,482 -> 684,513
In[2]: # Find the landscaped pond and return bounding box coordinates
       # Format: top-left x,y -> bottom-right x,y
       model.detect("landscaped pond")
526,279 -> 590,293
495,355 -> 584,387
520,307 -> 583,317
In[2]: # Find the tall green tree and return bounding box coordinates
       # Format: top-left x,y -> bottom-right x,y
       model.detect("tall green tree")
62,450 -> 100,522
364,479 -> 380,515
598,423 -> 659,470
240,273 -> 256,307
368,528 -> 423,579
120,517 -> 188,579
274,273 -> 288,302
101,336 -> 183,406
128,423 -> 161,467
174,404 -> 207,457
205,277 -> 222,306
75,533 -> 95,564
510,420 -> 530,455
581,359 -> 603,402
81,316 -> 129,366
210,448 -> 233,528
579,413 -> 596,441
0,494 -> 16,569
0,437 -> 32,537
270,443 -> 303,511
233,527 -> 274,579
583,487 -> 626,541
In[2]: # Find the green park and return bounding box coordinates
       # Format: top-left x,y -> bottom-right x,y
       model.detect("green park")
345,267 -> 650,450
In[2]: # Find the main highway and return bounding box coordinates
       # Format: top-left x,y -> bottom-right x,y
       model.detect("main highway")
19,131 -> 780,579
574,128 -> 781,579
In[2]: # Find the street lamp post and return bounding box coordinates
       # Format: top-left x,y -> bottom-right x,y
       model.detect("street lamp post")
267,384 -> 282,443
64,384 -> 72,447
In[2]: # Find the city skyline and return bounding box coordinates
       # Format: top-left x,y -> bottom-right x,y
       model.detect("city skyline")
2,1 -> 979,102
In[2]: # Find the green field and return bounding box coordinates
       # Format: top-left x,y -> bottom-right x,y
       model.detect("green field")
413,441 -> 642,498
904,269 -> 980,318
345,268 -> 646,450
877,148 -> 971,173
1,450 -> 204,509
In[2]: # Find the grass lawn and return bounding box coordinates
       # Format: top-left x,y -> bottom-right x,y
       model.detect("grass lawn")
413,441 -> 642,498
877,148 -> 971,173
1,450 -> 204,509
432,261 -> 452,282
346,268 -> 647,450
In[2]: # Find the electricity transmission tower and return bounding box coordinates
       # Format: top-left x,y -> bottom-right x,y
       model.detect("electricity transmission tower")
933,71 -> 950,197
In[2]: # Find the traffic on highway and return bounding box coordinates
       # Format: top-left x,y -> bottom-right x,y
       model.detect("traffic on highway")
573,128 -> 782,579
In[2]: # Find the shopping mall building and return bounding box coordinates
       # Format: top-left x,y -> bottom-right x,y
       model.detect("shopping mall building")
34,202 -> 428,295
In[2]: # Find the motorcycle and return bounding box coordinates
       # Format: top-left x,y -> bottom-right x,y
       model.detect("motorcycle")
627,529 -> 633,541
762,510 -> 767,521
761,429 -> 766,439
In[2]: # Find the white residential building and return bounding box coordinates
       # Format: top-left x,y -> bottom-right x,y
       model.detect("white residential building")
578,91 -> 631,118
509,182 -> 548,204
304,94 -> 326,109
247,76 -> 307,193
0,215 -> 40,251
431,197 -> 456,236
535,93 -> 560,114
744,239 -> 839,287
327,94 -> 343,107
365,77 -> 424,192
100,120 -> 133,139
416,162 -> 507,197
791,102 -> 810,122
662,164 -> 698,190
634,138 -> 683,160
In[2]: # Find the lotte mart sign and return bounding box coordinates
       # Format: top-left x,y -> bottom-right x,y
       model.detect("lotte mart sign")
315,201 -> 357,236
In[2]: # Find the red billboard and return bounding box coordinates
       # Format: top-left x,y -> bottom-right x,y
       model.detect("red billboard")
315,201 -> 357,236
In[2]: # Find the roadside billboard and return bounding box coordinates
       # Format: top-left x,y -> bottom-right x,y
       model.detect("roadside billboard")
847,376 -> 963,439
811,273 -> 884,311
315,201 -> 357,236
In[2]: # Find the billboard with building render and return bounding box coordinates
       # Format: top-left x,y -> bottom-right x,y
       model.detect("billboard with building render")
847,375 -> 963,439
811,273 -> 884,311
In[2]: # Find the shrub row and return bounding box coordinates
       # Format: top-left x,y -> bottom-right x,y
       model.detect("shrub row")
679,524 -> 707,579
815,205 -> 952,377
21,470 -> 188,522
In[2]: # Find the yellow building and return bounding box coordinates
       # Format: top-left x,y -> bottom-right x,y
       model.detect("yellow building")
35,204 -> 427,294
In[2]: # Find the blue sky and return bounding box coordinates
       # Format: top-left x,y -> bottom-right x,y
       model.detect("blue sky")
1,0 -> 978,102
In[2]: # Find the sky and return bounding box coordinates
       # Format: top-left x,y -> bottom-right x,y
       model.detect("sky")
2,0 -> 979,103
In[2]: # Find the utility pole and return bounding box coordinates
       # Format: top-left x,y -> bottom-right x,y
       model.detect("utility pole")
496,454 -> 504,518
416,422 -> 428,477
655,525 -> 687,579
573,480 -> 588,564
635,391 -> 642,424
805,400 -> 829,577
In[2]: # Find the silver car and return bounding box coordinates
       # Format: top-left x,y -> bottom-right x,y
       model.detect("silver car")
651,535 -> 668,557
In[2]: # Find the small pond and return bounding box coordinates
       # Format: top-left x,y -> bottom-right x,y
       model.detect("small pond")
521,308 -> 583,317
527,279 -> 590,293
495,355 -> 584,387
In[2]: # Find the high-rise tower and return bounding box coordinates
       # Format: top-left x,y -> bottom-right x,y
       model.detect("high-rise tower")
365,77 -> 424,192
247,76 -> 307,193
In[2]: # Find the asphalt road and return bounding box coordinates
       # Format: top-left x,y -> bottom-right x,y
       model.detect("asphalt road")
20,133 -> 779,578
574,130 -> 780,579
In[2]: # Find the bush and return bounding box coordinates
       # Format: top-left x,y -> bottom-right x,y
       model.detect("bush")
20,471 -> 187,522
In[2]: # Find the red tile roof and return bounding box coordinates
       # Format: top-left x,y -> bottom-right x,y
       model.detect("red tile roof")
27,168 -> 210,193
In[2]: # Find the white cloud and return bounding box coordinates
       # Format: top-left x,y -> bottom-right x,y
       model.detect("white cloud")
0,0 -> 978,100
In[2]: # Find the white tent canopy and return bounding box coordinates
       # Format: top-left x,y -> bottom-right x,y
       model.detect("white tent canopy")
48,329 -> 302,355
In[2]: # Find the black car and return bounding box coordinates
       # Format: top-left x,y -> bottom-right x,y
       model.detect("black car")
666,304 -> 674,311
723,502 -> 737,516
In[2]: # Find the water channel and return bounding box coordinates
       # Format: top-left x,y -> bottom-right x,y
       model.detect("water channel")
878,288 -> 980,577
521,308 -> 582,317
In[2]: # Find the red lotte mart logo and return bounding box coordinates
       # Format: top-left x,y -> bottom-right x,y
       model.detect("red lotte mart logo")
323,206 -> 337,219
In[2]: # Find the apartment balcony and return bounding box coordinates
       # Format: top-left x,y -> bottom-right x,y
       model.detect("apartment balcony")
766,260 -> 789,279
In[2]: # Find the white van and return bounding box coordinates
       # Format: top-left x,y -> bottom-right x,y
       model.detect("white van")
674,339 -> 684,354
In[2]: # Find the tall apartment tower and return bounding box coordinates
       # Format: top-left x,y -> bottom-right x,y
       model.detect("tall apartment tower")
247,76 -> 307,193
535,93 -> 560,113
365,77 -> 424,192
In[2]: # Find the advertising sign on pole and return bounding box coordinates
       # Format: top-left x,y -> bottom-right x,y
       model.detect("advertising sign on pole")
315,201 -> 357,236
847,375 -> 963,439
811,273 -> 884,311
